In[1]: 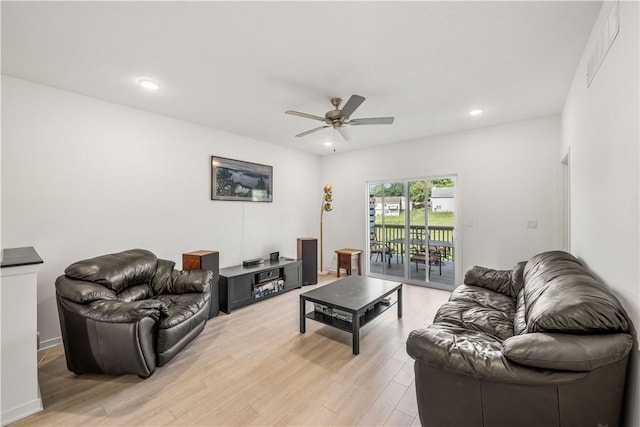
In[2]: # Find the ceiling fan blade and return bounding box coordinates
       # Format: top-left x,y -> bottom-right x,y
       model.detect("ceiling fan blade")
285,110 -> 326,122
336,126 -> 352,141
295,125 -> 330,137
340,95 -> 366,118
350,117 -> 395,125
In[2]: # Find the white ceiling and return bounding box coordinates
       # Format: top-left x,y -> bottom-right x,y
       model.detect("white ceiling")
1,1 -> 601,156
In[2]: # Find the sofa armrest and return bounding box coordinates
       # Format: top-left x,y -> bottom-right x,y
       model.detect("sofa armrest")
56,296 -> 159,377
463,266 -> 512,295
79,299 -> 168,323
407,325 -> 588,384
463,262 -> 526,297
407,326 -> 509,377
502,332 -> 633,371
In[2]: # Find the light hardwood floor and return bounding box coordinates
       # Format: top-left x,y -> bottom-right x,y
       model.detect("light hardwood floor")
17,273 -> 450,426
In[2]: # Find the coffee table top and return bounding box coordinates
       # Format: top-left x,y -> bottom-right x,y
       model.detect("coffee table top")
300,275 -> 401,312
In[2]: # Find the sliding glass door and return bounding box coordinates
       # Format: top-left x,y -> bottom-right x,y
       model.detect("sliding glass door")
368,182 -> 405,279
367,177 -> 456,288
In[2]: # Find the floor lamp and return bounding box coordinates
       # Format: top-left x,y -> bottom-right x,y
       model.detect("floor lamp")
320,184 -> 333,273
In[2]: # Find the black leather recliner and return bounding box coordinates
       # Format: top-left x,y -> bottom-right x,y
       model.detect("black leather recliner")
55,249 -> 216,378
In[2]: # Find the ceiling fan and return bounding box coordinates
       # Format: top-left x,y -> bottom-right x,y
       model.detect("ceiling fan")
285,94 -> 394,141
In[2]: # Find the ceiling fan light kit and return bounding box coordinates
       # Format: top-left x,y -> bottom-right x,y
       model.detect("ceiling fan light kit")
286,94 -> 395,141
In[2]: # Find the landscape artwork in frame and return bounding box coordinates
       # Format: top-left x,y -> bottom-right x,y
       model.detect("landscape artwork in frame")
211,156 -> 273,202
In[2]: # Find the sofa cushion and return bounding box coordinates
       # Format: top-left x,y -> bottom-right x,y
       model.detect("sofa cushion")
510,261 -> 526,296
523,251 -> 629,333
151,259 -> 176,295
65,249 -> 158,293
513,290 -> 527,335
435,285 -> 516,341
116,283 -> 153,302
80,299 -> 168,323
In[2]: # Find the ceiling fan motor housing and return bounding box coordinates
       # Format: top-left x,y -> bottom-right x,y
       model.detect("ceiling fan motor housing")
326,98 -> 345,124
325,110 -> 343,121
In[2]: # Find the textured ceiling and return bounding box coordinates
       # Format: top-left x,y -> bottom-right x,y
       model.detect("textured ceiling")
1,1 -> 601,155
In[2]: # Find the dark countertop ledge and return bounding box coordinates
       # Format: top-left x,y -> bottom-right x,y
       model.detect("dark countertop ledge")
1,247 -> 44,268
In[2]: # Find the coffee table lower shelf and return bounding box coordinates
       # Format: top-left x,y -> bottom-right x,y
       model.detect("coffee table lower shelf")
304,301 -> 396,333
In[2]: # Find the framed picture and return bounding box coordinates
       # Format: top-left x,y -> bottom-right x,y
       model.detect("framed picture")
211,156 -> 273,202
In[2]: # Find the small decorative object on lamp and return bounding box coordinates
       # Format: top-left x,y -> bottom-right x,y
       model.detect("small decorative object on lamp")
320,185 -> 333,273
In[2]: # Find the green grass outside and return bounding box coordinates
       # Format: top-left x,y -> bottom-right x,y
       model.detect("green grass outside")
375,208 -> 454,227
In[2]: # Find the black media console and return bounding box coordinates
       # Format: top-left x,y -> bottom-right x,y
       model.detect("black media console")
219,258 -> 302,314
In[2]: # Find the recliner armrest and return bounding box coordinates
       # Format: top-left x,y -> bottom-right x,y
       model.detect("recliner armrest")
56,275 -> 117,303
79,299 -> 168,323
166,269 -> 213,295
152,259 -> 212,295
502,332 -> 633,371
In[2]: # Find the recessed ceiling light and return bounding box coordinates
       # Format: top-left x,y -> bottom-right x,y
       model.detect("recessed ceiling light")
468,109 -> 484,116
138,79 -> 160,90
324,141 -> 333,146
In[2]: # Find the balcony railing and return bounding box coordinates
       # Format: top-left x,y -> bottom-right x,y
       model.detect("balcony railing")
371,224 -> 455,261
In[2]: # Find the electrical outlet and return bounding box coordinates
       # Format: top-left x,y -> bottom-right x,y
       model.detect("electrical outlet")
526,220 -> 538,229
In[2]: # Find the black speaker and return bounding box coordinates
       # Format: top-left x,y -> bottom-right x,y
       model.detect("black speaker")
297,237 -> 318,285
182,250 -> 219,318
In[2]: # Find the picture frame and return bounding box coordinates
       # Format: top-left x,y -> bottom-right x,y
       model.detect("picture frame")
211,156 -> 273,202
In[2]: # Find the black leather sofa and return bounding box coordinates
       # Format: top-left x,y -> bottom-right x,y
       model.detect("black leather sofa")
55,249 -> 216,378
407,250 -> 634,427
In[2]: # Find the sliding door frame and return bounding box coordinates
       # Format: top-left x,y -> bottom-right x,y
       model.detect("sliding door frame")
365,175 -> 460,290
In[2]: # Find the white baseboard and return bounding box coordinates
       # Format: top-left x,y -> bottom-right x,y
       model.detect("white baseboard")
39,336 -> 62,350
1,397 -> 43,426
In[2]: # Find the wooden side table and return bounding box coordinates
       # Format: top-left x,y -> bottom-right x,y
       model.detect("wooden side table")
335,248 -> 362,277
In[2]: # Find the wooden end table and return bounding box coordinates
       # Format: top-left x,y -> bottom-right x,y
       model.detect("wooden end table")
335,248 -> 362,277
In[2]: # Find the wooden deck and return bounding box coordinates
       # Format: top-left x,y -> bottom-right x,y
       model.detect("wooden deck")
15,273 -> 451,427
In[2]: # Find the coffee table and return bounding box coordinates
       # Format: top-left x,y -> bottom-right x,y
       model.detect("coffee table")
299,275 -> 402,355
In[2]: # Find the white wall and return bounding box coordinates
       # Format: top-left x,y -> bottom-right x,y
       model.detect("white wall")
1,76 -> 320,346
320,115 -> 563,277
561,1 -> 639,425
